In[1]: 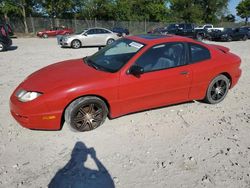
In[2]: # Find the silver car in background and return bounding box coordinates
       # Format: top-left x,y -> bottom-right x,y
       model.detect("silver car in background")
60,27 -> 120,49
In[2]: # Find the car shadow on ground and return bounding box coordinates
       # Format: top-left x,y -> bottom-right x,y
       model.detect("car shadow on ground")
60,46 -> 101,50
7,46 -> 18,51
48,141 -> 115,188
111,100 -> 196,119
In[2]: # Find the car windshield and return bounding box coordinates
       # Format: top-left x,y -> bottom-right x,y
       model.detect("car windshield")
75,29 -> 88,35
85,38 -> 145,73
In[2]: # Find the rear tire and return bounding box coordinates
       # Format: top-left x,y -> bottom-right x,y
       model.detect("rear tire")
71,39 -> 81,49
227,36 -> 232,42
242,35 -> 247,41
0,42 -> 6,52
65,96 -> 108,132
106,38 -> 115,45
204,75 -> 230,104
196,34 -> 203,41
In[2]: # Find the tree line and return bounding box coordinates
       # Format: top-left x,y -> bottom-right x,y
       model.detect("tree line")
1,0 -> 250,33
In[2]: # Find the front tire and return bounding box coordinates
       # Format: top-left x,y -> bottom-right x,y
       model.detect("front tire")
204,75 -> 230,104
0,42 -> 6,52
42,33 -> 48,38
65,97 -> 108,132
71,39 -> 81,49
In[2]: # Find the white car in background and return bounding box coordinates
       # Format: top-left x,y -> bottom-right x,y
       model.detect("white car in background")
60,27 -> 120,49
195,24 -> 224,32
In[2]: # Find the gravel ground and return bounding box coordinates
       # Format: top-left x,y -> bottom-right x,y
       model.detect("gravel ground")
0,38 -> 250,188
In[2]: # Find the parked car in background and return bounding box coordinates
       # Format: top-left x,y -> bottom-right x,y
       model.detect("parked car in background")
10,34 -> 241,132
164,23 -> 206,40
111,27 -> 129,36
240,26 -> 250,39
195,24 -> 224,32
37,27 -> 74,38
147,27 -> 166,34
60,27 -> 120,49
0,23 -> 12,52
208,28 -> 248,41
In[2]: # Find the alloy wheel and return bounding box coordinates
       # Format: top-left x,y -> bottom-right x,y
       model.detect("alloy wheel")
72,103 -> 104,131
0,43 -> 3,52
72,40 -> 81,49
210,80 -> 227,101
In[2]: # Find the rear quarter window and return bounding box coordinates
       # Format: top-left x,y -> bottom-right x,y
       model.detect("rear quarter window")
189,43 -> 211,63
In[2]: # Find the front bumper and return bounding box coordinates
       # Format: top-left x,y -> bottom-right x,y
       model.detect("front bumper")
37,33 -> 43,37
9,94 -> 62,130
60,41 -> 71,47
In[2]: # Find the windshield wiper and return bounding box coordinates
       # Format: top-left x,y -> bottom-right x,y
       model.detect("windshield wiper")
83,57 -> 112,73
83,57 -> 99,70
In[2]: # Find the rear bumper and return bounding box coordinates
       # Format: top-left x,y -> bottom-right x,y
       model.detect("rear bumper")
231,68 -> 242,88
6,38 -> 12,47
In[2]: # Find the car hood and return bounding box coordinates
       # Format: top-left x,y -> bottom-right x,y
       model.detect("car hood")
66,34 -> 81,38
20,58 -> 110,93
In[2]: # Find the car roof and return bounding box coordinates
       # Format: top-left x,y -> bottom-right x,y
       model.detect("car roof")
126,34 -> 196,45
88,27 -> 110,30
86,27 -> 113,32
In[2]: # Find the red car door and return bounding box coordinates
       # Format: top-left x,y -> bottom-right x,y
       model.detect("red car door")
47,28 -> 57,36
118,42 -> 192,115
187,42 -> 216,100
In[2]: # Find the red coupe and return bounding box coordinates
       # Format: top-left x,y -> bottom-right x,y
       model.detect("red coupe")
10,35 -> 241,132
37,27 -> 73,38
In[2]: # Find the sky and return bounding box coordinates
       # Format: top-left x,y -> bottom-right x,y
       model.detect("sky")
228,0 -> 242,21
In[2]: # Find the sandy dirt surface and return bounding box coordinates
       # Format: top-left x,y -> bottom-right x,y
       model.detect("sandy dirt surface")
0,38 -> 250,188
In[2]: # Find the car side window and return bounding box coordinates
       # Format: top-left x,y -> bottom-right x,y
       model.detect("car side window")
186,24 -> 193,30
86,29 -> 96,35
98,29 -> 110,34
135,43 -> 186,73
189,43 -> 210,63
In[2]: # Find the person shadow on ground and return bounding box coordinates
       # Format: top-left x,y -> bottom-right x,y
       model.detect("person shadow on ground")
48,141 -> 115,188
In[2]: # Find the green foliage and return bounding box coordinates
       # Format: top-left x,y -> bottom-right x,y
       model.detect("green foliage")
74,0 -> 114,20
169,0 -> 229,23
196,0 -> 229,23
170,0 -> 203,23
236,0 -> 250,24
0,0 -> 238,25
0,0 -> 22,17
223,14 -> 236,22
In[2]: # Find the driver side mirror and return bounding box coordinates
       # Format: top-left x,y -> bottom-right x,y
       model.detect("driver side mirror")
128,65 -> 144,76
83,33 -> 88,36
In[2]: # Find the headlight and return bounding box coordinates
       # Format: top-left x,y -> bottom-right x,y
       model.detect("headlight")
222,34 -> 228,37
16,89 -> 42,102
63,37 -> 69,41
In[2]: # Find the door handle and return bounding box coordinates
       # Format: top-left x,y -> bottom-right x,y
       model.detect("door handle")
180,71 -> 189,75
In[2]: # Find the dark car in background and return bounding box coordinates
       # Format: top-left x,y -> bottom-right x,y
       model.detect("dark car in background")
147,27 -> 167,34
208,28 -> 248,42
37,27 -> 74,38
240,26 -> 250,39
0,23 -> 12,52
111,27 -> 129,36
164,23 -> 206,40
